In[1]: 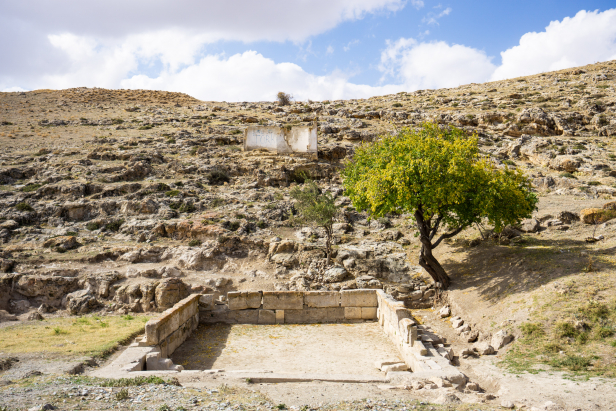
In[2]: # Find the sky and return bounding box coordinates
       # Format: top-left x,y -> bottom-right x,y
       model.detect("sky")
1,0 -> 616,101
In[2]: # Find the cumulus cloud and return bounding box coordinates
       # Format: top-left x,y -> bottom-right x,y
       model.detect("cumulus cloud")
379,38 -> 496,89
492,8 -> 616,80
3,6 -> 616,101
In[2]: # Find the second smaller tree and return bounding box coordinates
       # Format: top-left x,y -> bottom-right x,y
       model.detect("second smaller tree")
290,179 -> 338,265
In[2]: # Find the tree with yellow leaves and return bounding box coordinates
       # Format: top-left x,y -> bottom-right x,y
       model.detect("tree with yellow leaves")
343,123 -> 537,289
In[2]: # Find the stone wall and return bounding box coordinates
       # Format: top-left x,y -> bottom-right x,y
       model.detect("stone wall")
375,290 -> 466,384
144,294 -> 200,357
243,125 -> 317,155
199,290 -> 377,324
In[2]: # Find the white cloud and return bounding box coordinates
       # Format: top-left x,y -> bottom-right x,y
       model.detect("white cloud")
121,51 -> 400,101
2,0 -> 406,44
3,6 -> 616,101
422,6 -> 452,25
344,40 -> 360,52
411,0 -> 425,9
492,8 -> 616,80
1,86 -> 29,93
379,38 -> 496,89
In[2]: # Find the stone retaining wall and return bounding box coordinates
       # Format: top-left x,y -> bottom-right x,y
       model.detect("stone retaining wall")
376,290 -> 466,384
144,294 -> 200,357
199,290 -> 378,324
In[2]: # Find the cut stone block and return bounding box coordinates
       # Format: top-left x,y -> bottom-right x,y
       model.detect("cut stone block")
399,318 -> 417,344
374,359 -> 401,370
245,291 -> 262,309
285,308 -> 344,324
361,307 -> 377,320
262,291 -> 303,310
258,309 -> 276,324
412,340 -> 428,356
341,289 -> 377,307
227,291 -> 248,310
344,306 -> 362,320
304,291 -> 339,308
199,294 -> 215,310
275,310 -> 284,324
382,363 -> 408,373
227,309 -> 259,324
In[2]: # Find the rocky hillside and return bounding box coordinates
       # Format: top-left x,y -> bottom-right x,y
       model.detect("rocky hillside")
0,60 -> 615,319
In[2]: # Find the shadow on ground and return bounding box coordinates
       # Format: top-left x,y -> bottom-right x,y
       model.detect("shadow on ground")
442,236 -> 616,302
171,323 -> 232,370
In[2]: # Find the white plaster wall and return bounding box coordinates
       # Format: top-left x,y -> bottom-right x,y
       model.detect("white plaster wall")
244,125 -> 317,154
244,126 -> 284,152
288,125 -> 317,153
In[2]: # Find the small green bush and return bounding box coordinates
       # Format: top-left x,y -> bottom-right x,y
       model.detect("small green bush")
157,183 -> 170,192
256,220 -> 267,229
138,125 -> 153,130
550,355 -> 592,371
15,202 -> 33,212
86,222 -> 100,231
99,376 -> 167,387
520,322 -> 545,338
226,221 -> 241,231
21,183 -> 42,192
206,170 -> 230,185
555,321 -> 578,339
560,172 -> 577,179
105,219 -> 125,232
165,190 -> 180,197
392,103 -> 402,108
178,203 -> 196,213
587,181 -> 601,186
188,239 -> 202,247
115,388 -> 129,401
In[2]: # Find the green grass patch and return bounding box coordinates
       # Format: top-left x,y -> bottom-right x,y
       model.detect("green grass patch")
0,315 -> 149,357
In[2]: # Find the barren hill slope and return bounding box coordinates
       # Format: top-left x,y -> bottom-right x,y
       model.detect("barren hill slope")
0,60 -> 616,409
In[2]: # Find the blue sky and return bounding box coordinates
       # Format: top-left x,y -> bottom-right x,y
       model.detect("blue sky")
1,1 -> 616,101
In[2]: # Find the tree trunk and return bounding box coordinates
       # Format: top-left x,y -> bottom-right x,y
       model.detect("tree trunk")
418,243 -> 451,289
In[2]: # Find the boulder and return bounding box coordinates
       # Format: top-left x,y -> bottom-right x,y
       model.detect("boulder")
439,306 -> 451,318
155,278 -> 189,309
491,330 -> 514,349
549,155 -> 582,172
65,290 -> 101,315
520,218 -> 541,233
323,266 -> 348,283
355,275 -> 382,289
43,235 -> 78,251
580,208 -> 616,224
473,342 -> 495,355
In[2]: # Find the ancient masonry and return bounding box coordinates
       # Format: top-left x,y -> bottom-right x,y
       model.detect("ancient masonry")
95,289 -> 466,386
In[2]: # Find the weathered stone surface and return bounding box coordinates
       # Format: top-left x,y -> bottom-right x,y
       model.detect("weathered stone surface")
155,278 -> 189,310
344,306 -> 362,320
258,309 -> 276,324
262,291 -> 303,310
491,330 -> 514,349
304,291 -> 339,308
340,289 -> 377,307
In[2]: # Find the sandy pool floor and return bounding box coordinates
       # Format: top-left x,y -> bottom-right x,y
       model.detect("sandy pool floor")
171,322 -> 401,375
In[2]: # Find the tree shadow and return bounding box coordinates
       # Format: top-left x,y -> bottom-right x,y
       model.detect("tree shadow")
442,236 -> 616,303
170,322 -> 232,370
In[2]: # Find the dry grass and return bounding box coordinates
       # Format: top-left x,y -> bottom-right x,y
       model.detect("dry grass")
0,314 -> 149,357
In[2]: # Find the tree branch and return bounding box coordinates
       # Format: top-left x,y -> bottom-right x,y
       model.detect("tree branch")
432,225 -> 467,249
429,215 -> 442,241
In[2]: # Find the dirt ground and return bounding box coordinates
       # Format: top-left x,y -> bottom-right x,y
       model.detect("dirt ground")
172,322 -> 401,375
